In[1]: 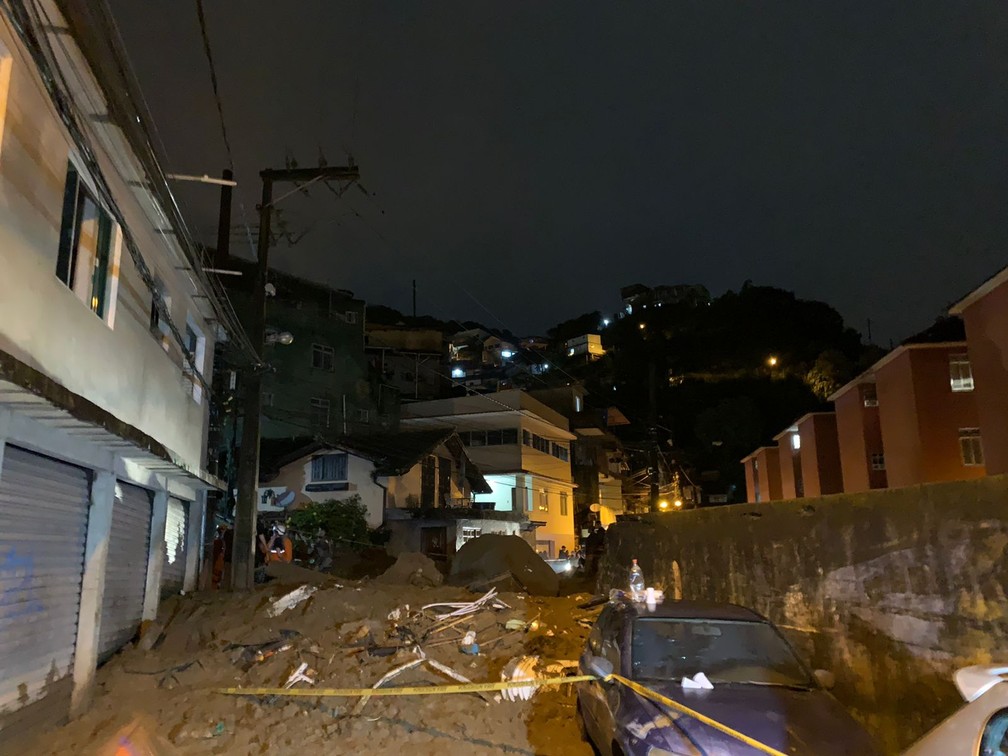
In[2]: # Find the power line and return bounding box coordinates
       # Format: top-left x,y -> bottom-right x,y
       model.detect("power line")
193,0 -> 234,169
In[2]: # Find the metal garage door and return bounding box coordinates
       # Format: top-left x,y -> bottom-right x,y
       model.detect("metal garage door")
0,446 -> 89,736
160,497 -> 188,596
97,482 -> 151,663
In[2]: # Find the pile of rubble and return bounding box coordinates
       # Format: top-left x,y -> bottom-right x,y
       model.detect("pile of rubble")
23,556 -> 597,755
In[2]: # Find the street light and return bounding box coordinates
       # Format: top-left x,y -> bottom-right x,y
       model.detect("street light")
658,500 -> 669,510
767,355 -> 778,367
265,330 -> 293,346
673,499 -> 683,509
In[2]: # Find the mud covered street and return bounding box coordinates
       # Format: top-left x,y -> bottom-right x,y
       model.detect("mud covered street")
21,559 -> 599,756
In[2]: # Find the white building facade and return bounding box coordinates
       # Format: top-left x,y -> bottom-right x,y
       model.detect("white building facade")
0,1 -> 226,744
402,390 -> 577,557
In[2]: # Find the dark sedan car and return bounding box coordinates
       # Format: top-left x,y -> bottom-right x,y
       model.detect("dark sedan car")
577,599 -> 880,756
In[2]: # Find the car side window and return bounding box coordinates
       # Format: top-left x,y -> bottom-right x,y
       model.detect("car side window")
589,606 -> 612,655
980,708 -> 1008,756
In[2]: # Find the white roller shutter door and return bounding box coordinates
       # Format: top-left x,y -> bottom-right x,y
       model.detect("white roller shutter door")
160,497 -> 188,596
0,446 -> 89,737
97,482 -> 151,663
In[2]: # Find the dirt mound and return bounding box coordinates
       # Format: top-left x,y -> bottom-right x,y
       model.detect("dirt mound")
265,560 -> 343,586
376,551 -> 444,586
450,535 -> 559,596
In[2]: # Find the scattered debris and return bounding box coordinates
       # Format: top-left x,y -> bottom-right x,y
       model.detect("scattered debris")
267,585 -> 318,616
283,662 -> 316,689
422,588 -> 510,621
500,655 -> 539,702
505,619 -> 527,631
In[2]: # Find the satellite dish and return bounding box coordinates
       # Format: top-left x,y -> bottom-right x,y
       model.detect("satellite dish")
589,504 -> 601,513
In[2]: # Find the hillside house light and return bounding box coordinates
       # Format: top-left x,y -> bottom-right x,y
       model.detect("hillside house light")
767,355 -> 778,367
658,500 -> 669,510
265,330 -> 293,345
602,318 -> 610,327
638,323 -> 646,330
502,350 -> 513,359
451,367 -> 465,378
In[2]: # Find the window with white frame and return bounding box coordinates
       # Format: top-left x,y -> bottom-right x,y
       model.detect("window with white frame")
870,453 -> 885,471
311,452 -> 348,482
356,408 -> 370,423
345,311 -> 358,324
560,492 -> 569,517
312,344 -> 335,371
461,526 -> 482,544
950,355 -> 974,392
959,428 -> 984,466
56,161 -> 121,324
310,397 -> 331,428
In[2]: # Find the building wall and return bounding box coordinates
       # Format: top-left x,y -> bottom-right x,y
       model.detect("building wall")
259,452 -> 385,528
877,347 -> 984,488
777,433 -> 800,499
743,447 -> 784,503
960,284 -> 1008,475
0,19 -> 212,471
834,385 -> 886,493
743,456 -> 758,503
798,414 -> 843,497
599,475 -> 1008,754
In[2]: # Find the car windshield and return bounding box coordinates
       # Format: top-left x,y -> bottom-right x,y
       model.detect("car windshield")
631,617 -> 814,688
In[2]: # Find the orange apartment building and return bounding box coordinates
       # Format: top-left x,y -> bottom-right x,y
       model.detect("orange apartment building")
756,412 -> 843,502
951,267 -> 1008,475
830,377 -> 887,493
873,342 -> 984,488
741,446 -> 783,503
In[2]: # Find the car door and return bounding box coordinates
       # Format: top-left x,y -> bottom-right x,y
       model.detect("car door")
581,607 -> 623,755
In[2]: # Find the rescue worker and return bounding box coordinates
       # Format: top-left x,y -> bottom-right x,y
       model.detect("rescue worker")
258,522 -> 293,564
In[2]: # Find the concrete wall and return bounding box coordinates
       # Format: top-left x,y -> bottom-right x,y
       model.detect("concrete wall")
0,16 -> 212,472
599,476 -> 1008,754
959,283 -> 1008,475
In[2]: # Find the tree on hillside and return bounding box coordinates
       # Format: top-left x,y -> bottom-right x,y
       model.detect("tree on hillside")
804,349 -> 854,400
547,311 -> 602,343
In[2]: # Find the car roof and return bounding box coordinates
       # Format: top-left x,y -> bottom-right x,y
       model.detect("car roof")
624,599 -> 768,622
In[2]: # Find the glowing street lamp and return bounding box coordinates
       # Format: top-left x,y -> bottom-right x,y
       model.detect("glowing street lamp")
658,500 -> 669,510
673,499 -> 683,509
767,355 -> 778,367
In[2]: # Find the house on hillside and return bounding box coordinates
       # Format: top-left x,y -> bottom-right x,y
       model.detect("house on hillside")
365,322 -> 447,402
0,2 -> 225,739
402,390 -> 577,557
258,429 -> 491,526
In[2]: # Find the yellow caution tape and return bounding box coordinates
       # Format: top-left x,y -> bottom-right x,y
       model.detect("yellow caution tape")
217,674 -> 596,698
608,673 -> 789,756
218,672 -> 787,755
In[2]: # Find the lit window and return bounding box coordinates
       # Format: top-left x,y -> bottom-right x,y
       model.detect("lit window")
538,490 -> 549,512
502,350 -> 513,359
312,344 -> 335,371
56,162 -> 119,322
870,453 -> 885,471
959,428 -> 984,467
568,348 -> 575,357
310,397 -> 331,428
451,366 -> 465,378
950,355 -> 974,392
791,433 -> 801,451
182,316 -> 207,403
311,452 -> 347,482
863,384 -> 879,407
574,395 -> 583,413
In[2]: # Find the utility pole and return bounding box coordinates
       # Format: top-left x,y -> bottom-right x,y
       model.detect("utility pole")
231,163 -> 360,591
412,279 -> 417,318
648,360 -> 660,513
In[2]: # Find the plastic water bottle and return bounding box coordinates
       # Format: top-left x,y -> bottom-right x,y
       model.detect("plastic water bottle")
629,559 -> 645,602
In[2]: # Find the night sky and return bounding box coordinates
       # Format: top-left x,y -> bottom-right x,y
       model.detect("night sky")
108,1 -> 1008,343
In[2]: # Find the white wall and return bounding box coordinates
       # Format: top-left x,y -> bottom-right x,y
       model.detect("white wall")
0,15 -> 212,472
